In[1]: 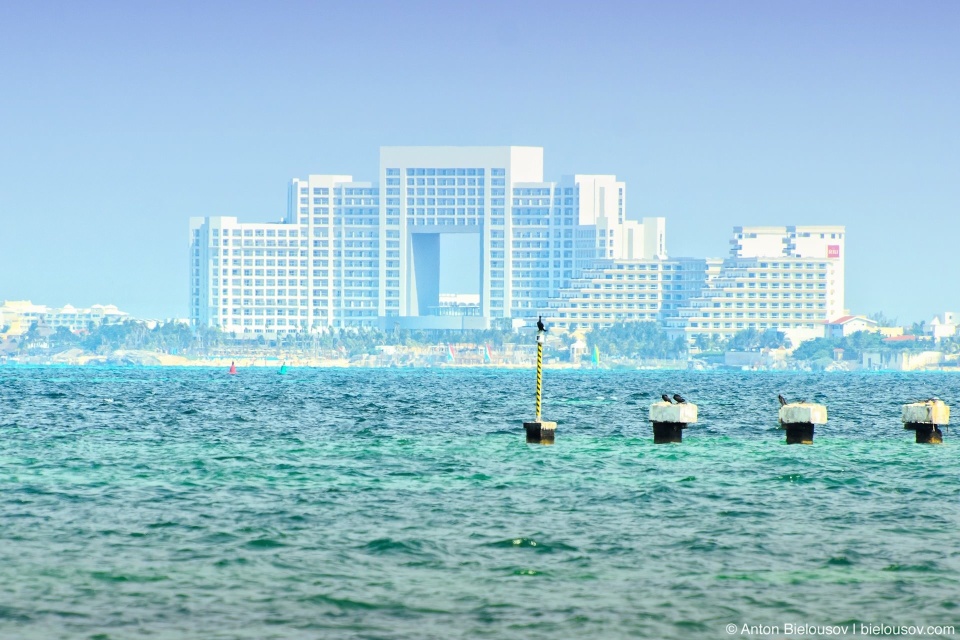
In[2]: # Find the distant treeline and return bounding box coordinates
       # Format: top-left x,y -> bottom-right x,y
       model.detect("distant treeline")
13,320 -> 538,358
9,319 -> 953,362
792,332 -> 960,363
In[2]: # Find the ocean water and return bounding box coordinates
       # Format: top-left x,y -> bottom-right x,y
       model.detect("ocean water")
2,366 -> 959,640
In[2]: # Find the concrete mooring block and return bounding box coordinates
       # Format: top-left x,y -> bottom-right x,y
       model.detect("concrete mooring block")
779,402 -> 827,444
649,401 -> 698,443
902,400 -> 949,444
649,402 -> 698,425
523,421 -> 556,445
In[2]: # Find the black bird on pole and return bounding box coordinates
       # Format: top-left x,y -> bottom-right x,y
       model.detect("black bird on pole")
673,394 -> 687,404
661,394 -> 672,403
537,316 -> 546,332
778,394 -> 788,407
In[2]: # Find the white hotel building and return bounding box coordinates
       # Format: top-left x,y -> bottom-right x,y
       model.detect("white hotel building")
190,146 -> 665,335
544,257 -> 722,332
544,225 -> 845,345
665,225 -> 846,345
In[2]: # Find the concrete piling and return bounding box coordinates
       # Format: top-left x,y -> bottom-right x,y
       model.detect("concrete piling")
523,420 -> 557,445
778,403 -> 827,444
902,400 -> 949,444
649,401 -> 698,443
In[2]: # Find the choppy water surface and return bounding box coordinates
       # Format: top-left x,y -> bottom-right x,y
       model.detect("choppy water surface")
2,367 -> 959,639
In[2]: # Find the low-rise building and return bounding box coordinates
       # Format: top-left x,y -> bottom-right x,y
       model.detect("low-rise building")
924,312 -> 958,340
862,349 -> 943,371
878,325 -> 904,338
824,315 -> 878,338
0,300 -> 129,336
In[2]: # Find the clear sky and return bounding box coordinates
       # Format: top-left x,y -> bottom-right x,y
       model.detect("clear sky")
1,0 -> 957,324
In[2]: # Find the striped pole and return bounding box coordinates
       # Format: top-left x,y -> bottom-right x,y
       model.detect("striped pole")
535,332 -> 543,421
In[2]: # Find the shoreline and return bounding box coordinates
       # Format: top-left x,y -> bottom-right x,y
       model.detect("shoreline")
2,357 -> 959,373
1,348 -> 681,370
1,356 -> 647,370
3,350 -> 959,373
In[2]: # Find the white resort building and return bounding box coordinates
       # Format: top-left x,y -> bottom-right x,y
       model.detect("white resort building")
0,300 -> 129,337
189,146 -> 666,336
543,224 -> 844,345
544,257 -> 722,332
188,147 -> 846,343
665,226 -> 846,345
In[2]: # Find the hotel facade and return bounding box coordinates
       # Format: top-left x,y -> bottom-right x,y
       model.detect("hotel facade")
190,146 -> 665,335
545,257 -> 722,332
189,147 -> 844,344
664,226 -> 846,345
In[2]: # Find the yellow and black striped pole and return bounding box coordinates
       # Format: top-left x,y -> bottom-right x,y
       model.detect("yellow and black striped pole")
524,321 -> 556,444
535,331 -> 544,421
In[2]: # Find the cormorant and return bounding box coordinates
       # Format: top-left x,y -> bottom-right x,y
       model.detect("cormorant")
661,394 -> 672,403
778,394 -> 788,407
537,316 -> 547,332
673,393 -> 687,404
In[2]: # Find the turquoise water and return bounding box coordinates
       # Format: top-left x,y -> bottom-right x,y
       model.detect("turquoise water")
2,367 -> 959,639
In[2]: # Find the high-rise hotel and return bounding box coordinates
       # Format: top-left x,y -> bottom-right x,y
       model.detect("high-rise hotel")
189,146 -> 664,335
189,146 -> 844,344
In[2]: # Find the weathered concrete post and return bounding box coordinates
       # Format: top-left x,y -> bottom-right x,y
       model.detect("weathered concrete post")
779,403 -> 827,444
523,327 -> 556,444
902,400 -> 949,444
649,401 -> 698,443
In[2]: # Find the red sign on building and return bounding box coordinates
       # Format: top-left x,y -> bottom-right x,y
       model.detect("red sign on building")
827,245 -> 840,258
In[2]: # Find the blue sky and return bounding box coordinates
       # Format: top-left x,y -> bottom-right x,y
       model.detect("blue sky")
1,0 -> 957,324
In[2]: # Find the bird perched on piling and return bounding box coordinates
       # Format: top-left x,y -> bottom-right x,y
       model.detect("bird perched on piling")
661,394 -> 672,403
537,316 -> 547,332
778,394 -> 788,407
673,393 -> 687,404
